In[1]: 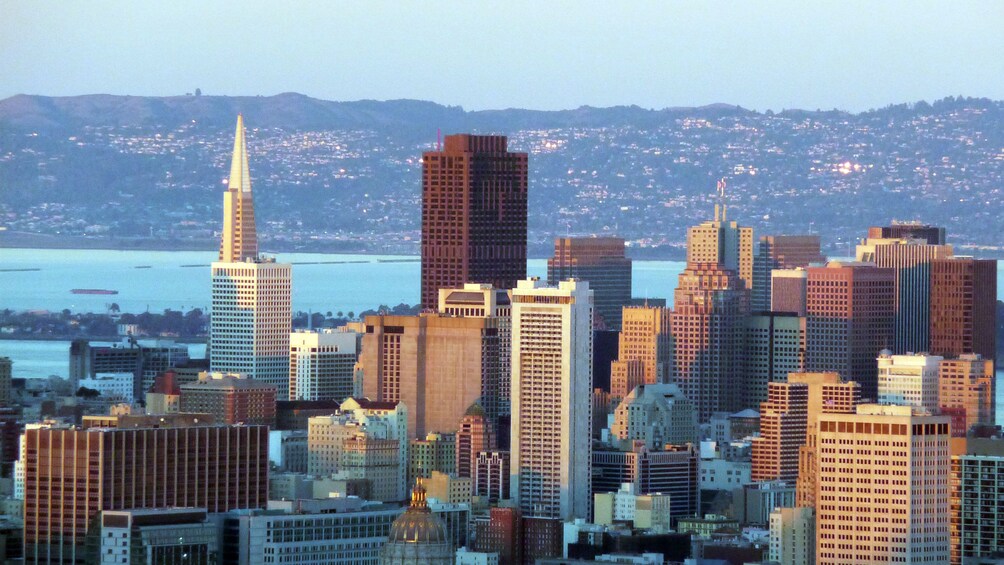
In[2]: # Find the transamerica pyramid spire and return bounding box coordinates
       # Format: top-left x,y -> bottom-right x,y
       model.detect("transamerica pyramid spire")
219,114 -> 258,262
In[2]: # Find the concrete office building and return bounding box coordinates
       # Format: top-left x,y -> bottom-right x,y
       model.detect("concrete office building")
420,134 -> 527,309
510,278 -> 593,520
951,438 -> 1004,565
686,205 -> 754,290
409,432 -> 456,486
438,283 -> 513,439
547,237 -> 632,330
306,398 -> 408,501
671,263 -> 750,420
769,506 -> 815,565
771,268 -> 809,316
751,381 -> 808,482
223,497 -> 403,565
752,234 -> 825,312
23,414 -> 268,564
876,351 -> 943,414
792,372 -> 861,508
359,312 -> 505,439
805,262 -> 895,399
289,328 -> 360,402
856,236 -> 953,353
939,354 -> 995,432
606,383 -> 698,449
86,508 -> 219,565
179,371 -> 277,427
744,312 -> 806,408
456,402 -> 495,481
929,257 -> 997,361
612,305 -> 673,390
210,116 -> 292,397
815,405 -> 950,565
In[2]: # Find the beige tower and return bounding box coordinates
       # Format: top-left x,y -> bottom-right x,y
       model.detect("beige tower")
751,381 -> 808,482
686,205 -> 754,290
210,116 -> 292,397
815,405 -> 950,565
792,372 -> 861,508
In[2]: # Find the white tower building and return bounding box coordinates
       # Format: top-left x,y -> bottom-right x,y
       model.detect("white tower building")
210,115 -> 293,397
876,351 -> 942,413
289,329 -> 360,402
510,278 -> 593,520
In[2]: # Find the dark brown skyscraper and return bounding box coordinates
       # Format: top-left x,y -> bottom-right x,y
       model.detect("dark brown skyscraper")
421,134 -> 528,309
930,257 -> 997,360
805,262 -> 895,399
547,237 -> 632,329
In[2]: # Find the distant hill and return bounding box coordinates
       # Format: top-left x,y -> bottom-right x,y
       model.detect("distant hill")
0,93 -> 756,134
1,93 -> 1002,259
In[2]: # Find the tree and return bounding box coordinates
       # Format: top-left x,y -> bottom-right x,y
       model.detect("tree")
75,386 -> 101,399
195,88 -> 202,97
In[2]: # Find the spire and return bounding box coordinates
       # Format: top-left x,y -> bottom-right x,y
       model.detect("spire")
219,114 -> 258,262
229,114 -> 252,193
409,478 -> 429,510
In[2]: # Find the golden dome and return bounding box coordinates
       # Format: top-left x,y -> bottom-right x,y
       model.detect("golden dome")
386,480 -> 449,545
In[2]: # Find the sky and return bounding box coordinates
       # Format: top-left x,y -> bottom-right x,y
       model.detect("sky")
2,1 -> 1003,112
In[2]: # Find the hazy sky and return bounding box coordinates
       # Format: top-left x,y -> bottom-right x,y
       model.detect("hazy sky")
3,1 -> 1003,112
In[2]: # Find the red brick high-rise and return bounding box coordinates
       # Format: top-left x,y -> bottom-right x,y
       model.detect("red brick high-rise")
420,134 -> 528,309
929,257 -> 997,361
805,262 -> 895,399
23,414 -> 268,564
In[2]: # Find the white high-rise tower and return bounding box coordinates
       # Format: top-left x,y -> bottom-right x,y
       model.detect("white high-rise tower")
510,278 -> 593,520
210,116 -> 292,397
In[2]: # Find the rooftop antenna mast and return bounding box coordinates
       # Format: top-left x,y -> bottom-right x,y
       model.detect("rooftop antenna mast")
715,177 -> 727,221
437,128 -> 442,151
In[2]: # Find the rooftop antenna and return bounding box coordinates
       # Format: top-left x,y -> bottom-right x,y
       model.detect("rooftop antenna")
437,128 -> 441,151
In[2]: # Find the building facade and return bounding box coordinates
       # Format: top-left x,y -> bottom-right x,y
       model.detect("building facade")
805,262 -> 895,399
751,381 -> 808,482
876,352 -> 942,414
671,263 -> 749,420
951,438 -> 1004,565
939,354 -> 995,433
289,329 -> 360,402
547,237 -> 632,330
752,234 -> 825,312
815,405 -> 950,565
929,257 -> 997,361
24,416 -> 268,564
510,279 -> 593,520
178,372 -> 277,427
359,313 -> 504,439
856,237 -> 953,353
744,312 -> 806,408
686,206 -> 754,290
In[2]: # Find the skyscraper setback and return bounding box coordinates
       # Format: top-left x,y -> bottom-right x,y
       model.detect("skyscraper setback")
686,206 -> 754,290
420,134 -> 528,309
671,263 -> 749,421
210,116 -> 292,397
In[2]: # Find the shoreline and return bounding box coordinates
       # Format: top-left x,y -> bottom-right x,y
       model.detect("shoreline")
0,232 -> 691,261
0,334 -> 208,344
